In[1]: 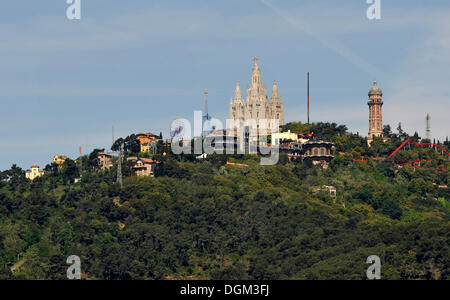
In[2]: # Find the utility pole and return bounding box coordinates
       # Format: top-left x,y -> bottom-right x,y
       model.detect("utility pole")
117,142 -> 124,188
426,114 -> 431,141
78,146 -> 83,178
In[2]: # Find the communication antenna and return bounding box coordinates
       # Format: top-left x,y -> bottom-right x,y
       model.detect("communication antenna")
426,114 -> 431,140
307,72 -> 310,124
117,142 -> 124,188
203,90 -> 211,136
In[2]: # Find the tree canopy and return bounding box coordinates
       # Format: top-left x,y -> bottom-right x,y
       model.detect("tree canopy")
0,123 -> 448,280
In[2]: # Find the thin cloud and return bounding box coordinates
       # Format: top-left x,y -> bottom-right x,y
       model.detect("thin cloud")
259,0 -> 384,77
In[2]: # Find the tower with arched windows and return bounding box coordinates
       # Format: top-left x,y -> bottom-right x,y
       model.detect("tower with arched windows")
367,81 -> 383,143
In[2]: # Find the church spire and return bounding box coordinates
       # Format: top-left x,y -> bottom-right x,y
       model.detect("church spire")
234,81 -> 242,101
253,56 -> 259,69
250,57 -> 262,94
271,80 -> 279,101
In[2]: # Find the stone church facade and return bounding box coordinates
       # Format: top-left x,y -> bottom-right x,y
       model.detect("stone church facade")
229,58 -> 284,129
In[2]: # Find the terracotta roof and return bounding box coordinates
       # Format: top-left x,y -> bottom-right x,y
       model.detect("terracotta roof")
304,140 -> 334,145
140,158 -> 157,163
136,133 -> 159,138
98,152 -> 112,157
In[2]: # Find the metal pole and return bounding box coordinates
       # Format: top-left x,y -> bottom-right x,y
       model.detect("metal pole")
307,72 -> 310,124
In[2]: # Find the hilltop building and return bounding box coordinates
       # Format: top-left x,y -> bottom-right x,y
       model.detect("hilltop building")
272,130 -> 310,146
26,164 -> 44,180
229,58 -> 284,130
303,140 -> 334,168
136,133 -> 160,153
279,138 -> 335,169
367,81 -> 384,145
127,157 -> 159,177
97,152 -> 113,170
53,154 -> 67,168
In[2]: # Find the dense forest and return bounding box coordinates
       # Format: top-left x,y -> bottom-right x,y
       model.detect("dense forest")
0,122 -> 448,280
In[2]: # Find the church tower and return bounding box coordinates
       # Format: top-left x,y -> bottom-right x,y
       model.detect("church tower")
368,81 -> 383,141
270,80 -> 284,126
229,57 -> 284,128
245,57 -> 268,122
230,81 -> 245,122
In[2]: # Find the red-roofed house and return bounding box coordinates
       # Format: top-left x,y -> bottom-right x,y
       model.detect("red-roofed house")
26,164 -> 45,180
127,157 -> 159,177
136,133 -> 160,153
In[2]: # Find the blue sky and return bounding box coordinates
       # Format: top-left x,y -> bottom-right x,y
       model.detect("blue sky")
0,0 -> 449,170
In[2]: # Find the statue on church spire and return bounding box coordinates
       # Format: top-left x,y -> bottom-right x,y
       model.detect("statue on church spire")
250,57 -> 262,94
271,80 -> 279,101
234,81 -> 242,101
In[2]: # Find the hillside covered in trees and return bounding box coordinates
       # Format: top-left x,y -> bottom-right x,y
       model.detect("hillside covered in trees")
0,122 -> 448,280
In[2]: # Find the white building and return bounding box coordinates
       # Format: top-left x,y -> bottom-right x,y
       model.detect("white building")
229,58 -> 284,129
26,164 -> 44,180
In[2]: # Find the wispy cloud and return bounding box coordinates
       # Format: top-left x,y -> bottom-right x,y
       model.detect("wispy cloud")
259,0 -> 383,76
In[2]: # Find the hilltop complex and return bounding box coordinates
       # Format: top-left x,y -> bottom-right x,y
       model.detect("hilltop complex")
229,58 -> 284,128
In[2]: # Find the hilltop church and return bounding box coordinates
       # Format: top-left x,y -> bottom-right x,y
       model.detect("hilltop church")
229,58 -> 284,128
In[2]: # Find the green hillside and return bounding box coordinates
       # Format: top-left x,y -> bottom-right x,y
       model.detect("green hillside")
0,122 -> 448,280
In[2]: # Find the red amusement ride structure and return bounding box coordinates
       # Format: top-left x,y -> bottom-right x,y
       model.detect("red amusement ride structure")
387,139 -> 449,170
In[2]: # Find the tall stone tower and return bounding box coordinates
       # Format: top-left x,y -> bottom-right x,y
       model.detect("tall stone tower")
229,58 -> 284,129
367,81 -> 383,142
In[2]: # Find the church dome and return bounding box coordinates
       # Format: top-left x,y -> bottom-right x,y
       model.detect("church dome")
369,81 -> 383,96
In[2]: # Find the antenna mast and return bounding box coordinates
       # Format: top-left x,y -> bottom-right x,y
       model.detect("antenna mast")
307,72 -> 310,124
204,90 -> 209,120
202,90 -> 211,136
